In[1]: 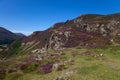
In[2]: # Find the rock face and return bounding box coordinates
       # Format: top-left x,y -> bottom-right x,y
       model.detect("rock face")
13,13 -> 120,53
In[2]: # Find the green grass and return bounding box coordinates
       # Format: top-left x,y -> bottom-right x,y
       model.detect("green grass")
9,38 -> 22,56
77,65 -> 99,75
2,45 -> 120,80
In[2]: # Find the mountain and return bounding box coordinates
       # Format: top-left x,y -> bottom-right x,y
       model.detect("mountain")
15,33 -> 26,37
0,27 -> 20,45
0,13 -> 120,80
10,13 -> 120,55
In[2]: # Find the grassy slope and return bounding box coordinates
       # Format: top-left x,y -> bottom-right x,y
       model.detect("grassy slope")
9,38 -> 22,56
3,45 -> 120,80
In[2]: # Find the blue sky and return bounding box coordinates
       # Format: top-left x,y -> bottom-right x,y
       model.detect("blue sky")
0,0 -> 120,35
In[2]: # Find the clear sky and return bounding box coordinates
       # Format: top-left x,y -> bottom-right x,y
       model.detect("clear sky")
0,0 -> 120,35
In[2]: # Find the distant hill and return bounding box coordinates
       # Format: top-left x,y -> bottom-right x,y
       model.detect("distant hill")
15,33 -> 26,37
0,27 -> 20,45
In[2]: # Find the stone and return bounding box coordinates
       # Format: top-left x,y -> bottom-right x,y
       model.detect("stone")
52,63 -> 59,71
35,55 -> 43,62
55,76 -> 64,80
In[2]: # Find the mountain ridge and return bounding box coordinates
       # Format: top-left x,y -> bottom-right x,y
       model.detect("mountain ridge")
9,13 -> 120,55
0,27 -> 21,45
15,33 -> 26,37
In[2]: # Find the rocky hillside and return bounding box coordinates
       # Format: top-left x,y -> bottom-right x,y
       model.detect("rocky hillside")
0,27 -> 20,45
11,13 -> 119,55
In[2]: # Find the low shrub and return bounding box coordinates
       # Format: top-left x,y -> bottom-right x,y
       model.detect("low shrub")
38,62 -> 54,74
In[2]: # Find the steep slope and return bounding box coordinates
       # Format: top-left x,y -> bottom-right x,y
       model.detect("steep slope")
10,13 -> 120,55
0,27 -> 20,45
